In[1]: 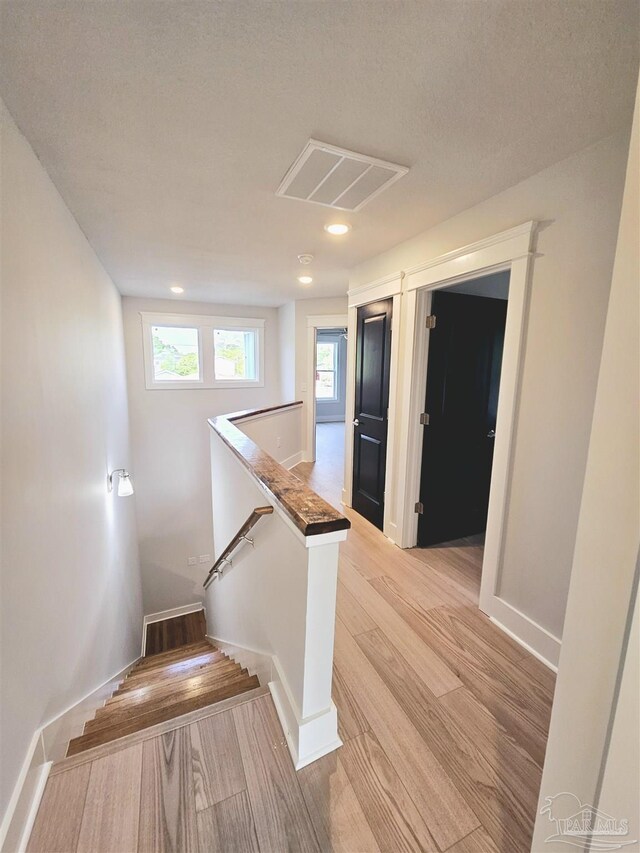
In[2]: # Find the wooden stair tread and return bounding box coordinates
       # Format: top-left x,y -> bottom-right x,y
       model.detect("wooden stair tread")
86,671 -> 251,734
118,651 -> 228,689
66,675 -> 260,755
106,659 -> 239,704
141,638 -> 212,660
90,667 -> 249,728
53,686 -> 270,773
134,641 -> 215,669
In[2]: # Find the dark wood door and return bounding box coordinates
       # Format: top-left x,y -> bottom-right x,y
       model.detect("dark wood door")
352,298 -> 393,530
418,291 -> 507,546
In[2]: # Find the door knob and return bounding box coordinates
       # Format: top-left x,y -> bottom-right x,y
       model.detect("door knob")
487,429 -> 496,438
353,418 -> 360,426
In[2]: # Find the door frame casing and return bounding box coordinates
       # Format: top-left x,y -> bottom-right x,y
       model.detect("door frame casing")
305,314 -> 349,462
345,223 -> 560,666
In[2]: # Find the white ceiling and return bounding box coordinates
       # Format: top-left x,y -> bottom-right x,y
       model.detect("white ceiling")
1,1 -> 638,306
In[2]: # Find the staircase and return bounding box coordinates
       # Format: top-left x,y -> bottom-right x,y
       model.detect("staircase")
66,634 -> 259,757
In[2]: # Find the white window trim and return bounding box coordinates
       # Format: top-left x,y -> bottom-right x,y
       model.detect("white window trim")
141,312 -> 265,390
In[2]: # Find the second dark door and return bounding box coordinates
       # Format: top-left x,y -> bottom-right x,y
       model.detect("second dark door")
352,298 -> 392,530
418,290 -> 507,546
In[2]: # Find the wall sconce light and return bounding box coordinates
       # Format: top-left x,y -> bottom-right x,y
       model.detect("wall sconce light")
109,469 -> 134,497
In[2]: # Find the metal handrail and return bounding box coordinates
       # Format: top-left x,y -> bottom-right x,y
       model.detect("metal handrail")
203,506 -> 273,589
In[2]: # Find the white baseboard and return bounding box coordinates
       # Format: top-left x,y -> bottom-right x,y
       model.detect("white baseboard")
142,602 -> 205,656
1,654 -> 138,852
483,595 -> 560,670
206,633 -> 273,687
268,657 -> 342,770
282,450 -> 305,470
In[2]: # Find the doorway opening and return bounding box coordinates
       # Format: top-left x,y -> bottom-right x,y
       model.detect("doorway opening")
312,327 -> 347,504
416,271 -> 510,577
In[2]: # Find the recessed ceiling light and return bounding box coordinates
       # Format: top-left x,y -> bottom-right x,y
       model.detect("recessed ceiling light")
170,286 -> 184,294
324,223 -> 351,236
298,275 -> 313,285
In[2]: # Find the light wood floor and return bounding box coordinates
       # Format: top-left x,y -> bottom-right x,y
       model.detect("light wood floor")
28,441 -> 555,852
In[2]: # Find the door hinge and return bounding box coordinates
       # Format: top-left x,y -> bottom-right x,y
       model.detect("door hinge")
426,314 -> 437,329
419,412 -> 430,426
414,501 -> 424,515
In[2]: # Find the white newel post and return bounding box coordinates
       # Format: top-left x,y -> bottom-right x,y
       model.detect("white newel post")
206,417 -> 347,770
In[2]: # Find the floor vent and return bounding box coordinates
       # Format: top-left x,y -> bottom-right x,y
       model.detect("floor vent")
276,139 -> 409,212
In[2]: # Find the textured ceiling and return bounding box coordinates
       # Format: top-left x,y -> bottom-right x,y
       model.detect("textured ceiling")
1,1 -> 638,306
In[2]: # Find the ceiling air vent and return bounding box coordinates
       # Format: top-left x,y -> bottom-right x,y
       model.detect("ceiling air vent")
276,139 -> 409,212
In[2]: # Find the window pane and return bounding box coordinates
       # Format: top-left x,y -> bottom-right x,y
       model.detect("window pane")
214,329 -> 257,381
152,326 -> 199,381
316,370 -> 335,399
316,342 -> 336,371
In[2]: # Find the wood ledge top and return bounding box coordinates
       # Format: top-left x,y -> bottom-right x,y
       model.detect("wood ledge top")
209,402 -> 350,537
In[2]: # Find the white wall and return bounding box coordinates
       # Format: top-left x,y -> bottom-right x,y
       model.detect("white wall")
235,405 -> 303,468
350,130 -> 630,642
278,300 -> 296,401
0,102 -> 143,828
532,78 -> 639,852
122,296 -> 281,615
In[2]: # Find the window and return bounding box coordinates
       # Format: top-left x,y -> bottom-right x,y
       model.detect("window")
152,325 -> 201,382
316,340 -> 338,400
214,328 -> 258,383
142,313 -> 264,389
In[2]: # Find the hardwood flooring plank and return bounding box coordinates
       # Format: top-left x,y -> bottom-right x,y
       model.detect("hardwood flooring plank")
298,749 -> 381,853
520,655 -> 557,700
27,764 -> 91,853
439,685 -> 543,803
76,743 -> 143,853
332,664 -> 369,743
340,731 -> 437,852
191,711 -> 246,811
336,580 -> 377,636
340,556 -> 462,697
371,583 -> 551,765
138,727 -> 197,852
446,827 -> 500,853
356,628 -> 538,852
196,791 -> 259,853
333,619 -> 478,850
233,694 -> 320,852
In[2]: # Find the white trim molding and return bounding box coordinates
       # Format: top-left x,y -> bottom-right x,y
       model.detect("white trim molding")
403,222 -> 535,289
348,272 -> 402,307
269,656 -> 343,770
